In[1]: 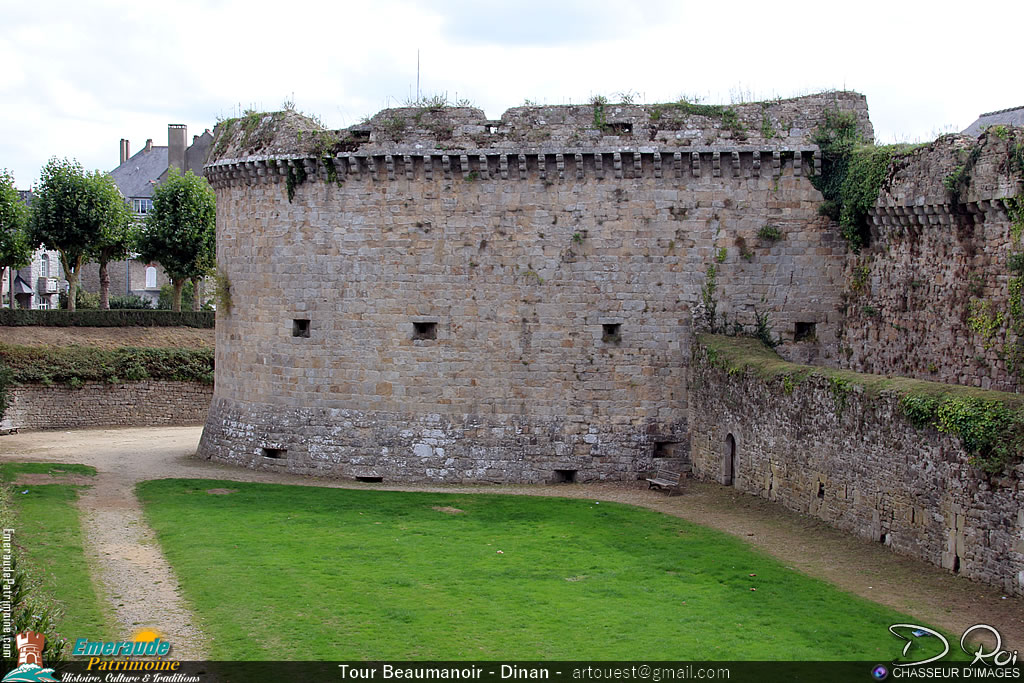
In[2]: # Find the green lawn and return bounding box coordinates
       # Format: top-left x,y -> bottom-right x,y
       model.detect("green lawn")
0,463 -> 115,643
138,479 -> 948,661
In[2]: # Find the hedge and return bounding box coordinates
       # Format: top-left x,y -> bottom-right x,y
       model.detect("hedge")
0,309 -> 214,328
0,344 -> 214,386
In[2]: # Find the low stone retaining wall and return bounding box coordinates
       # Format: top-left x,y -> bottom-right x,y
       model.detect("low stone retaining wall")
689,336 -> 1024,597
1,381 -> 212,431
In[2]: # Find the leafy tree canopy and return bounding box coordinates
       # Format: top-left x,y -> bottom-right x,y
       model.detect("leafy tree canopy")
138,169 -> 216,284
0,169 -> 31,274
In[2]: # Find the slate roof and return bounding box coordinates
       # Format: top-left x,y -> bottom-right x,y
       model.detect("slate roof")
110,146 -> 168,199
13,275 -> 33,295
962,105 -> 1024,137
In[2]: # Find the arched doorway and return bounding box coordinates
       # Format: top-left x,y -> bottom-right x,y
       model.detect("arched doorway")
723,433 -> 736,486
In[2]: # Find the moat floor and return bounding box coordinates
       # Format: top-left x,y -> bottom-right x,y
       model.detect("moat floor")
1,425 -> 1021,653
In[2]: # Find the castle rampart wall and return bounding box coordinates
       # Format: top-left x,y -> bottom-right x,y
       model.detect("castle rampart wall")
689,335 -> 1024,596
838,130 -> 1024,392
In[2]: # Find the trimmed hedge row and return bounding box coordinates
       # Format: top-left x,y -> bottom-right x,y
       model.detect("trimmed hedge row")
0,309 -> 214,328
0,344 -> 214,386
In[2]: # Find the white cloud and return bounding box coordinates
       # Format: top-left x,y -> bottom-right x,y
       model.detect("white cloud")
0,0 -> 1022,186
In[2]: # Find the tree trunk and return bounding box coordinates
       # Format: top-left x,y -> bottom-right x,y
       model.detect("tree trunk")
172,278 -> 184,312
66,271 -> 79,312
191,277 -> 201,312
99,260 -> 110,309
60,251 -> 83,312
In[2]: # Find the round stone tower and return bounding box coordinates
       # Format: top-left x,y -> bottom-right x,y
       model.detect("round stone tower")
198,93 -> 871,483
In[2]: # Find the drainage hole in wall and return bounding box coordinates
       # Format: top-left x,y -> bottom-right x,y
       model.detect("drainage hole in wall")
356,476 -> 383,483
262,448 -> 287,459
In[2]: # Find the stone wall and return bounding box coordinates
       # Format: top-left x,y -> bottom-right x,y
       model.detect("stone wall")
688,335 -> 1024,596
837,129 -> 1024,391
197,93 -> 865,483
1,381 -> 212,431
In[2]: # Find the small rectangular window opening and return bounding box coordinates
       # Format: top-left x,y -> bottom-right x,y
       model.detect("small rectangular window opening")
262,448 -> 287,459
413,321 -> 437,340
292,319 -> 311,338
817,482 -> 825,499
356,476 -> 383,483
653,441 -> 678,458
602,323 -> 621,344
795,322 -> 816,342
553,469 -> 577,483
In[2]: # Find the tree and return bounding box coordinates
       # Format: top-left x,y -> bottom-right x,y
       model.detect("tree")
138,169 -> 216,312
87,173 -> 134,309
29,158 -> 129,311
0,169 -> 31,309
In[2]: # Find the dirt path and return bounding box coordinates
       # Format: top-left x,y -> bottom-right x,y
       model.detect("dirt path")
1,425 -> 1021,654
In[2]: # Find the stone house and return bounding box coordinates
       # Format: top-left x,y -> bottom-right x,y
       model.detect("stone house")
78,124 -> 213,306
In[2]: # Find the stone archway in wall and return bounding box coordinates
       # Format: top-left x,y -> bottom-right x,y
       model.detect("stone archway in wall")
722,433 -> 736,486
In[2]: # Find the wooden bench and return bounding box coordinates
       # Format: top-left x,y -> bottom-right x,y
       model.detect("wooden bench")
646,469 -> 684,496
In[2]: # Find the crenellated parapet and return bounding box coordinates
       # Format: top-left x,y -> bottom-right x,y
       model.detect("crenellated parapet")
206,147 -> 823,189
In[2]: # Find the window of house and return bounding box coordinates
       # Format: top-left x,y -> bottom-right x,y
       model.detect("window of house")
145,267 -> 157,288
40,254 -> 49,278
132,198 -> 153,215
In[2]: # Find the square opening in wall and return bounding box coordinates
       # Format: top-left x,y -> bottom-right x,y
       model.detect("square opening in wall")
553,469 -> 577,483
653,441 -> 679,458
292,319 -> 311,338
602,323 -> 621,344
356,476 -> 383,483
413,321 -> 437,340
262,447 -> 287,459
794,322 -> 816,342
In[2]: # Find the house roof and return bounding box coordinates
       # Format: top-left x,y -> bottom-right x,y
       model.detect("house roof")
110,146 -> 168,199
962,105 -> 1024,137
13,275 -> 33,295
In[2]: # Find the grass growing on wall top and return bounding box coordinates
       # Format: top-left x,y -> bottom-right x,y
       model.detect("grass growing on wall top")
696,334 -> 1024,474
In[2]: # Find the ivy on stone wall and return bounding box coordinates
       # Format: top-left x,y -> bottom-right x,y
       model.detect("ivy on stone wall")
0,363 -> 11,423
697,334 -> 1024,476
900,393 -> 1024,474
810,109 -> 914,251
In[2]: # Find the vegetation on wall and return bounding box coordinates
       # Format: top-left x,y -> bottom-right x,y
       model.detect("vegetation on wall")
0,309 -> 213,327
697,334 -> 1024,475
810,110 -> 916,251
0,344 -> 214,386
945,130 -> 1024,377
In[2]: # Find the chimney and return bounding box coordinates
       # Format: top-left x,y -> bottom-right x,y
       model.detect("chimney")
168,124 -> 187,174
119,139 -> 130,164
145,139 -> 153,152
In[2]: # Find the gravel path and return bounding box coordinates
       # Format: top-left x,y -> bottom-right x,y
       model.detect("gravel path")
1,425 -> 1021,654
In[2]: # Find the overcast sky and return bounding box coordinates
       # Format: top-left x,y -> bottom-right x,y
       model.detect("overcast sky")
2,0 -> 1022,188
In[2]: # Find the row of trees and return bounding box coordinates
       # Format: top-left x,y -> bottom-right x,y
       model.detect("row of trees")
0,159 -> 216,312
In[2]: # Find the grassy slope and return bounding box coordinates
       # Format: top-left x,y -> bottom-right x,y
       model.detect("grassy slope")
0,464 -> 115,643
138,479 -> 951,661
